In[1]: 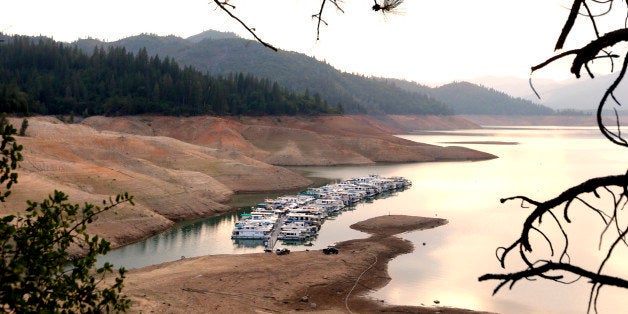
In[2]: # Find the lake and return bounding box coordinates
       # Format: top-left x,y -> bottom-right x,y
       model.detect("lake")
101,126 -> 628,313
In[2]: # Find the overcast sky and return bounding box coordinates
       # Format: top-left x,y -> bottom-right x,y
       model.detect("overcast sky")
1,0 -> 619,86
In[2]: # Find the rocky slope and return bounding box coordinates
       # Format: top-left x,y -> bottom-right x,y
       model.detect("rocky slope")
1,115 -> 493,248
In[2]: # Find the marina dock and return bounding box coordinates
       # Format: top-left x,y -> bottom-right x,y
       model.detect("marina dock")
264,216 -> 286,251
231,175 -> 412,250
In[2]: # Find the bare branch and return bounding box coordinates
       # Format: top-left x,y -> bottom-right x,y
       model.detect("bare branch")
531,49 -> 579,73
485,172 -> 628,311
313,0 -> 328,41
313,0 -> 345,40
571,28 -> 628,78
581,1 -> 601,39
555,0 -> 584,50
211,0 -> 278,51
479,262 -> 628,294
503,174 -> 628,252
528,77 -> 542,99
597,51 -> 628,147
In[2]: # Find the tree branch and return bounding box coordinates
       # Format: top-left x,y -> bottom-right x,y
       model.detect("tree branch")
555,0 -> 584,50
571,28 -> 628,78
479,262 -> 628,294
313,0 -> 345,40
597,50 -> 628,147
211,0 -> 278,51
504,174 -> 628,252
486,172 -> 628,311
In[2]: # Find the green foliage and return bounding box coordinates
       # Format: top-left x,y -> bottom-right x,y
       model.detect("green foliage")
0,117 -> 22,202
0,35 -> 340,116
0,83 -> 30,115
0,119 -> 132,312
18,118 -> 28,136
75,33 -> 453,115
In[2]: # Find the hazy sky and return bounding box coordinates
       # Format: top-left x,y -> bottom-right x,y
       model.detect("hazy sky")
0,0 -> 617,86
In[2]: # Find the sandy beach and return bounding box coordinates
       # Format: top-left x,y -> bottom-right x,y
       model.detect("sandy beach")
121,215 -> 486,313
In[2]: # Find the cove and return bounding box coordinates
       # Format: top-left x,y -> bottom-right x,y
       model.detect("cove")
101,126 -> 628,313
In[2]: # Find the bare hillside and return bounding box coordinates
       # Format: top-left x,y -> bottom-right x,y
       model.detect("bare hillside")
3,115 -> 493,248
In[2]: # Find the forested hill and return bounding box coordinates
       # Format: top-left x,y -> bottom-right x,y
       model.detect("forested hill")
74,32 -> 452,115
431,82 -> 554,115
0,35 -> 340,116
389,79 -> 556,115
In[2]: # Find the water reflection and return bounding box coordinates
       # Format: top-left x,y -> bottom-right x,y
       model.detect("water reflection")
100,126 -> 628,313
374,127 -> 628,314
100,183 -> 407,269
99,209 -> 253,268
232,238 -> 264,248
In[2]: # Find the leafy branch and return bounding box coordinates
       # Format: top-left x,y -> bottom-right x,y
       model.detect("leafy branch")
0,117 -> 133,312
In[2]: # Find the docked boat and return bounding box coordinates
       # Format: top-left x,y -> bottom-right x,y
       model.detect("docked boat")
277,229 -> 310,241
282,220 -> 318,234
231,216 -> 276,239
277,221 -> 317,240
231,175 -> 412,244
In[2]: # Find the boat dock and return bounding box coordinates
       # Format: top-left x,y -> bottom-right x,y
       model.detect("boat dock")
264,216 -> 286,251
231,175 -> 413,250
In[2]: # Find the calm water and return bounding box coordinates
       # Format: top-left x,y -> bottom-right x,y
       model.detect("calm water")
101,126 -> 628,313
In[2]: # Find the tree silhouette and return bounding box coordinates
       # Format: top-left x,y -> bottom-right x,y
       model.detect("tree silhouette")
212,0 -> 404,45
478,1 -> 628,312
214,0 -> 628,312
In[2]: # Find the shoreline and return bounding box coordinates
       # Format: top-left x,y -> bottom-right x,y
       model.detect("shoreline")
121,215 -> 488,313
2,115 -> 496,252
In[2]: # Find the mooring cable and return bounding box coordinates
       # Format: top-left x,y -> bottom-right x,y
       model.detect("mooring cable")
345,253 -> 378,313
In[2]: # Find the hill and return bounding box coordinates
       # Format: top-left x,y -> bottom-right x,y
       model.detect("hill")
471,75 -> 628,112
388,79 -> 555,115
0,34 -> 340,116
74,31 -> 560,116
186,30 -> 239,42
74,33 -> 452,115
430,81 -> 555,115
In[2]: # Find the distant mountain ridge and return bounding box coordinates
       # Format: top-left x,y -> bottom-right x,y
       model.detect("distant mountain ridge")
429,81 -> 554,115
73,30 -> 555,116
186,30 -> 239,42
385,79 -> 555,115
471,75 -> 628,111
74,33 -> 451,115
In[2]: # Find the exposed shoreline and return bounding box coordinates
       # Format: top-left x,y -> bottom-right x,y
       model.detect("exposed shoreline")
2,115 -> 496,251
8,114 -> 593,312
121,215 -> 487,313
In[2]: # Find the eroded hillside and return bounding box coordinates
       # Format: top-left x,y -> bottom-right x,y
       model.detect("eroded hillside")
2,115 -> 493,248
